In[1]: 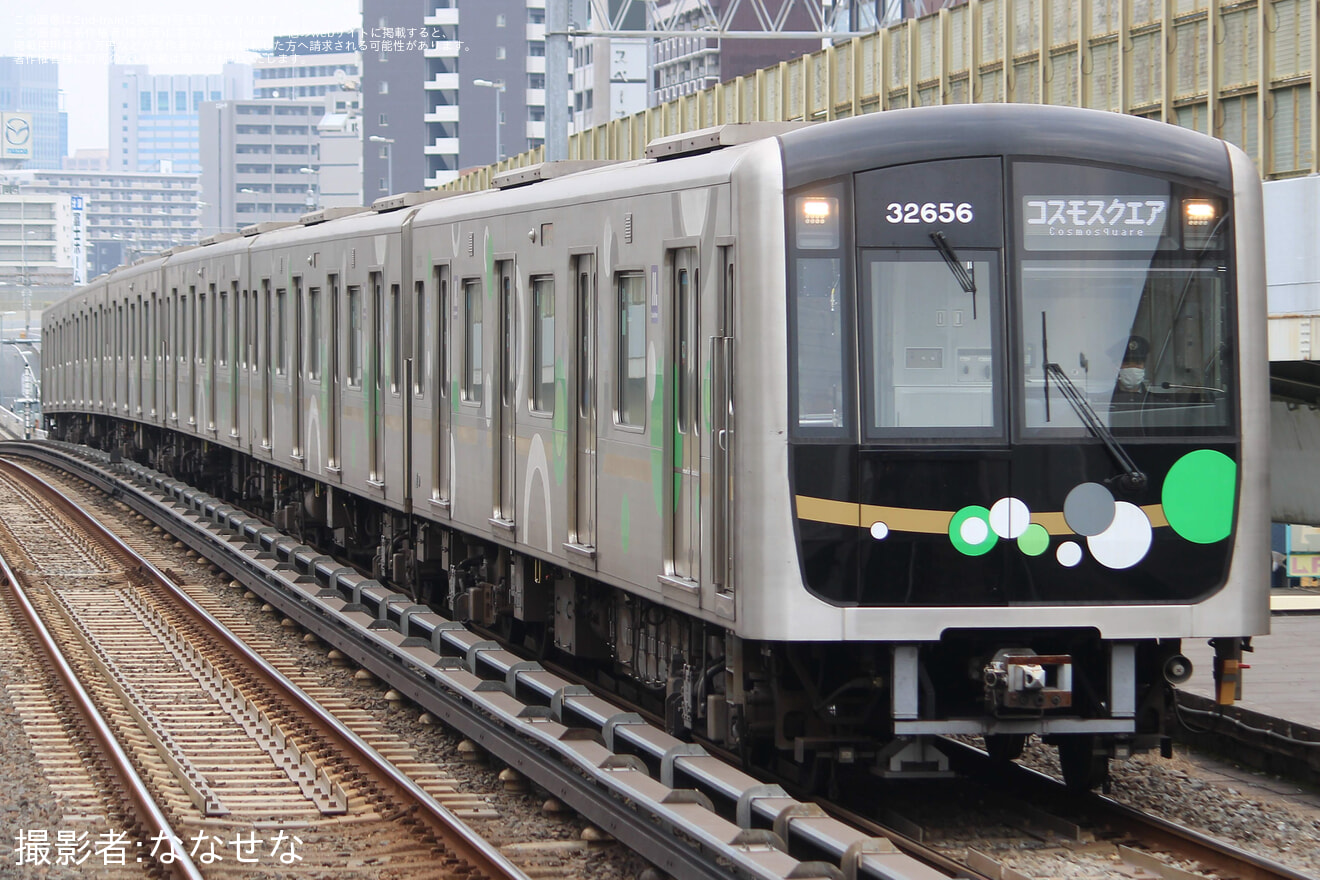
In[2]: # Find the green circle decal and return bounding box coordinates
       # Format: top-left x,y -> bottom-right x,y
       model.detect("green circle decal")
1017,523 -> 1050,557
949,506 -> 997,556
1162,449 -> 1236,544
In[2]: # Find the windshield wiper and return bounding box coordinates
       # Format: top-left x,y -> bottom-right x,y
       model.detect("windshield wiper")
1044,362 -> 1148,493
930,231 -> 977,319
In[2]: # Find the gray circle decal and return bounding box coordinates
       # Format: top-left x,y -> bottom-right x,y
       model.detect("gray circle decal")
1063,482 -> 1116,536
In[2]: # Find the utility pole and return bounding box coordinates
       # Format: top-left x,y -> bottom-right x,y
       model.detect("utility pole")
546,0 -> 572,161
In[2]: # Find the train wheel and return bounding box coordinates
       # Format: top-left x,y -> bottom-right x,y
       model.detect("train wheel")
1057,735 -> 1109,792
985,733 -> 1027,762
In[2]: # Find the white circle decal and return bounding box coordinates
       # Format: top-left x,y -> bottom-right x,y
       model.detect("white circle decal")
870,521 -> 890,540
1057,541 -> 1083,568
960,516 -> 989,545
1086,501 -> 1153,570
989,497 -> 1031,539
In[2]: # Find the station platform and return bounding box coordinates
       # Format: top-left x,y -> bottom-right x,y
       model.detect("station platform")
1182,590 -> 1320,729
1268,585 -> 1320,613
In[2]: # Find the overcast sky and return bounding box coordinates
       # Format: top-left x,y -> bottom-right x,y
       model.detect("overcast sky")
1,0 -> 362,154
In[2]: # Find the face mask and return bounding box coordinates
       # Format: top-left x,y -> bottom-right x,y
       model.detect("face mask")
1117,367 -> 1146,391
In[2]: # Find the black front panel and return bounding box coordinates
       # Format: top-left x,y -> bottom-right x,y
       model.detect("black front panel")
793,442 -> 1237,607
785,111 -> 1240,609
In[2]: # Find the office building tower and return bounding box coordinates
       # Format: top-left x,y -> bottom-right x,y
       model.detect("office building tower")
110,63 -> 251,174
0,58 -> 67,170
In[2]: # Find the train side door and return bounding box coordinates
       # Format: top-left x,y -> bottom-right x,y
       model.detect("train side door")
262,280 -> 272,450
712,245 -> 735,612
244,287 -> 254,447
494,260 -> 516,526
133,297 -> 142,415
207,283 -> 217,431
186,288 -> 197,426
329,276 -> 341,470
571,254 -> 596,552
432,265 -> 451,505
230,283 -> 240,439
369,271 -> 382,483
672,247 -> 700,583
293,277 -> 304,460
167,292 -> 177,421
150,291 -> 159,418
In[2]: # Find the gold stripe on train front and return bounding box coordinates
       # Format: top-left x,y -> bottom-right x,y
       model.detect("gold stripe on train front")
795,495 -> 1169,536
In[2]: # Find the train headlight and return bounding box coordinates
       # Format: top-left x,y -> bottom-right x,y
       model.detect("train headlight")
795,196 -> 840,249
1182,199 -> 1218,226
801,199 -> 832,223
1182,197 -> 1223,249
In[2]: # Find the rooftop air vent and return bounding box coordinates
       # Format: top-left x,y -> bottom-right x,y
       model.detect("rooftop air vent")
239,221 -> 299,237
371,190 -> 455,213
301,206 -> 371,226
199,232 -> 241,247
492,160 -> 621,190
644,122 -> 812,161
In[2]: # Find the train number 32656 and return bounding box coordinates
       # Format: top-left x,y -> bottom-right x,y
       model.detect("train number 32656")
885,202 -> 975,224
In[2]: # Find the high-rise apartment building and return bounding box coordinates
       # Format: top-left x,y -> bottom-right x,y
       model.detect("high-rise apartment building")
199,99 -> 327,233
417,0 -> 544,188
109,63 -> 251,174
362,0 -> 430,197
251,33 -> 364,209
0,58 -> 67,170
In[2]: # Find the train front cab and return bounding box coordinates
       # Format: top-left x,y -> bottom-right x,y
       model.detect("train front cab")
779,107 -> 1269,789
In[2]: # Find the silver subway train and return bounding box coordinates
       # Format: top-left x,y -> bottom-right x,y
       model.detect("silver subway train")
43,104 -> 1269,790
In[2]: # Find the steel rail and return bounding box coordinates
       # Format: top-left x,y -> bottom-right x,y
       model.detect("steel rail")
0,456 -> 531,880
4,440 -> 968,880
0,526 -> 205,880
939,737 -> 1314,880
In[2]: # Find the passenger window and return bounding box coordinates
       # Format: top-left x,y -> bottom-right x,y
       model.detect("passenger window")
276,288 -> 287,375
436,267 -> 449,393
531,276 -> 554,413
218,290 -> 227,366
209,285 -> 218,365
199,290 -> 208,365
347,285 -> 361,386
373,276 -> 383,390
463,278 -> 483,403
414,280 -> 425,397
307,287 -> 320,380
240,291 -> 248,368
391,283 -> 401,394
182,292 -> 190,362
617,273 -> 646,426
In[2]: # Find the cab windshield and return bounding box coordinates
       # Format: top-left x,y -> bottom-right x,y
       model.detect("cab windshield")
1015,162 -> 1234,437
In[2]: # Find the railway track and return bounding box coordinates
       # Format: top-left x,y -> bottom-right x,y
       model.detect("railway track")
7,439 -> 1314,880
0,456 -> 527,879
0,531 -> 200,879
936,739 -> 1319,880
8,440 -> 974,880
573,675 -> 1320,880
